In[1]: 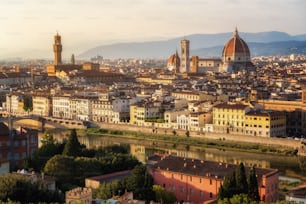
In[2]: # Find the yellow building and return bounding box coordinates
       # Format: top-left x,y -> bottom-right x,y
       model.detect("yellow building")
213,103 -> 250,134
245,110 -> 286,137
258,88 -> 306,136
130,101 -> 162,125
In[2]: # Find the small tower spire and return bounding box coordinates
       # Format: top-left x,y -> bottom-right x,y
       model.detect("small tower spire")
234,27 -> 238,37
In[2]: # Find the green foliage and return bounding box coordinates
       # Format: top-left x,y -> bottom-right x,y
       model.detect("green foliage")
248,167 -> 260,202
218,163 -> 260,203
153,185 -> 177,204
26,131 -> 61,171
124,165 -> 154,202
95,180 -> 124,199
236,163 -> 248,194
0,173 -> 63,203
23,95 -> 33,112
172,130 -> 177,136
62,129 -> 82,157
44,155 -> 76,190
218,194 -> 258,204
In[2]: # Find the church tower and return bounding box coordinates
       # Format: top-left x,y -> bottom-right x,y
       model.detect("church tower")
53,32 -> 62,65
180,39 -> 190,73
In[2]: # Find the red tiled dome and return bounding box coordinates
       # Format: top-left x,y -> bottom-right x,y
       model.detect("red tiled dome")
222,28 -> 250,59
168,52 -> 180,65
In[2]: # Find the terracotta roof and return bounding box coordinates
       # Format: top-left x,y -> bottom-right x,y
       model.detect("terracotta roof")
167,52 -> 180,66
150,155 -> 277,182
214,102 -> 249,110
222,28 -> 250,57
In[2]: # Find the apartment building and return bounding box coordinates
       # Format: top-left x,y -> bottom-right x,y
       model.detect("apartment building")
149,155 -> 279,204
70,97 -> 92,121
52,96 -> 71,119
130,101 -> 163,125
32,95 -> 52,117
213,103 -> 250,134
245,110 -> 286,137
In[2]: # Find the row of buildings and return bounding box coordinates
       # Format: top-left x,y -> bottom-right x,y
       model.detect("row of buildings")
4,87 -> 303,138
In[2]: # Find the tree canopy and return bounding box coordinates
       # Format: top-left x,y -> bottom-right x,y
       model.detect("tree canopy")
218,163 -> 260,203
62,129 -> 82,157
0,173 -> 63,203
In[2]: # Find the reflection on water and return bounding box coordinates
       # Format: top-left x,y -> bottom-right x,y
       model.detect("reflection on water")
48,132 -> 306,181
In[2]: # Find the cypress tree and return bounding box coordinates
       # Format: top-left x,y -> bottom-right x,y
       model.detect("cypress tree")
248,166 -> 260,202
236,162 -> 248,194
62,129 -> 82,157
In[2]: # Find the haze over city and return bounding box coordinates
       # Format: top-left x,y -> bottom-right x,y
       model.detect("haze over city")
1,0 -> 306,59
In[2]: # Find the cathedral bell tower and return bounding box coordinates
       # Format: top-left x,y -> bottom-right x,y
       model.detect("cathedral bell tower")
180,39 -> 190,73
53,32 -> 62,65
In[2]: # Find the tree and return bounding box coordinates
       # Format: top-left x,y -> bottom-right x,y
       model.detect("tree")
125,165 -> 154,203
222,171 -> 237,198
96,180 -> 124,199
185,130 -> 190,137
153,185 -> 177,204
62,129 -> 82,157
26,131 -> 61,171
218,194 -> 258,204
248,167 -> 260,202
172,130 -> 177,136
0,173 -> 63,203
44,155 -> 76,190
236,163 -> 248,194
23,95 -> 33,112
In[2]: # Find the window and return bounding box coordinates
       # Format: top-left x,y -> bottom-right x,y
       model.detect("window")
210,179 -> 212,185
181,187 -> 184,192
190,176 -> 192,182
199,178 -> 202,183
200,190 -> 203,197
190,188 -> 193,194
210,192 -> 213,198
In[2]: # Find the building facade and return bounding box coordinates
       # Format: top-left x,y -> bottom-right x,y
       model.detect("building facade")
149,155 -> 279,204
245,110 -> 286,137
213,103 -> 250,134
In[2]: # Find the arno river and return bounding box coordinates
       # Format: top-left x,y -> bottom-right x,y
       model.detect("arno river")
45,130 -> 306,182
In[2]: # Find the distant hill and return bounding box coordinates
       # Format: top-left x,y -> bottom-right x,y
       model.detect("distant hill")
192,41 -> 306,57
78,31 -> 306,59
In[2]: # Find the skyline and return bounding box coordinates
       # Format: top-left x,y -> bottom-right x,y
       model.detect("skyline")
1,0 -> 306,59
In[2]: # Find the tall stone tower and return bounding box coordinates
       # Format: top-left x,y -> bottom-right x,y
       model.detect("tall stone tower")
53,32 -> 62,65
180,39 -> 190,73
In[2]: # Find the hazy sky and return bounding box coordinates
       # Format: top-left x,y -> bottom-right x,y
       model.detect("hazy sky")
1,0 -> 305,59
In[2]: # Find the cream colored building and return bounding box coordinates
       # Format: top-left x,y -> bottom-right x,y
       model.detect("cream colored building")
172,91 -> 202,101
91,99 -> 115,123
70,97 -> 92,121
130,101 -> 162,125
5,94 -> 26,115
52,96 -> 71,119
32,95 -> 52,117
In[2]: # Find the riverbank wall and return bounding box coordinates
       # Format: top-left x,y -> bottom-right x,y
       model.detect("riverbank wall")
93,122 -> 305,155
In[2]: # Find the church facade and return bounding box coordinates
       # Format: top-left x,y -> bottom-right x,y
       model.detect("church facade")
167,28 -> 254,73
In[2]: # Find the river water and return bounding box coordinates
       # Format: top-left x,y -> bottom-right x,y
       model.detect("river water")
47,131 -> 306,182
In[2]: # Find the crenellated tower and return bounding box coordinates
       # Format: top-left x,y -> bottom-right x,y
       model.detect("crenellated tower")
53,32 -> 62,65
